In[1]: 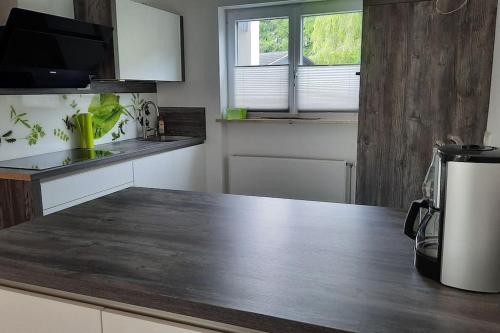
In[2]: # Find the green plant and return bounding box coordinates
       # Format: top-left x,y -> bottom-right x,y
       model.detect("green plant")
259,12 -> 362,65
304,13 -> 362,65
260,19 -> 289,54
131,93 -> 145,116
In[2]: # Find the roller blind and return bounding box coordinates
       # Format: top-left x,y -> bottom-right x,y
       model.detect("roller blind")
297,65 -> 360,111
233,65 -> 289,110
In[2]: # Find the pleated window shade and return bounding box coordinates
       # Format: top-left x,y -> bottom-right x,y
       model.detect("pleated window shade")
297,65 -> 360,111
233,65 -> 289,110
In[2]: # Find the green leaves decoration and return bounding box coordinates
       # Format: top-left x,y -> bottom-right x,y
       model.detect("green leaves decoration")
26,124 -> 45,146
2,94 -> 140,147
111,119 -> 129,141
89,94 -> 133,139
1,106 -> 46,146
0,130 -> 16,144
54,128 -> 70,142
10,106 -> 30,128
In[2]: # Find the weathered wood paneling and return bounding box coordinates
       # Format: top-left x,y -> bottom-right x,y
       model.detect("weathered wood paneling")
357,3 -> 409,208
73,0 -> 115,79
0,180 -> 41,229
357,0 -> 497,208
0,81 -> 157,96
159,107 -> 206,139
365,0 -> 427,6
365,0 -> 462,6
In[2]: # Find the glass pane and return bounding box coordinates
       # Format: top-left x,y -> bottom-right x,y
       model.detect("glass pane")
237,18 -> 289,66
302,12 -> 362,66
297,65 -> 360,111
234,66 -> 289,110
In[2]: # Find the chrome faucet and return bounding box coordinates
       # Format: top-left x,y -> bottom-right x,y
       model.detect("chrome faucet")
140,101 -> 160,139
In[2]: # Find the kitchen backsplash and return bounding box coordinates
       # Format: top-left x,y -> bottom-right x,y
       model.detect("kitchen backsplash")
0,93 -> 157,161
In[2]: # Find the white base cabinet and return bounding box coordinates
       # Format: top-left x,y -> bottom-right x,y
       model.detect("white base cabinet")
133,144 -> 205,192
40,144 -> 206,216
0,286 -> 262,333
0,287 -> 102,333
40,161 -> 134,215
102,309 -> 217,333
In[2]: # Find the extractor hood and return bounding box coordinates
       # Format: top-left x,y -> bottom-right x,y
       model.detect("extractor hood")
0,8 -> 113,89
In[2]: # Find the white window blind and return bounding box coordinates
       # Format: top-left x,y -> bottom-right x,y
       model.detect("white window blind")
297,65 -> 360,111
234,65 -> 289,110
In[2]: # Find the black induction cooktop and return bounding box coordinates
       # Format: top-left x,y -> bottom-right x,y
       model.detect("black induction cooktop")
0,149 -> 122,171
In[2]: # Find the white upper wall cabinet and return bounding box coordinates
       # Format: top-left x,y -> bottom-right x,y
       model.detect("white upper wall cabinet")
113,0 -> 184,82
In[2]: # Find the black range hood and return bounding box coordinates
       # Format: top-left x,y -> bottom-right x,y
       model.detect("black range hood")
0,8 -> 113,89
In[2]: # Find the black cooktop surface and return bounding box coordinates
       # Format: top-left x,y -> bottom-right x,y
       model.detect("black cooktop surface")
0,149 -> 122,171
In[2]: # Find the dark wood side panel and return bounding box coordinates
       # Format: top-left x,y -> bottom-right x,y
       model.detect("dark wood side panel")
357,3 -> 409,208
74,0 -> 116,79
365,0 -> 468,6
0,180 -> 42,229
0,0 -> 16,25
159,107 -> 207,139
0,80 -> 157,95
357,0 -> 497,209
365,0 -> 427,6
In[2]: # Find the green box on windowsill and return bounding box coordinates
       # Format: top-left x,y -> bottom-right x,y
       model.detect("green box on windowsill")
225,108 -> 248,120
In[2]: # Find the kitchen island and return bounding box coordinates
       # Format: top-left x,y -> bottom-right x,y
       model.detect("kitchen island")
0,188 -> 498,333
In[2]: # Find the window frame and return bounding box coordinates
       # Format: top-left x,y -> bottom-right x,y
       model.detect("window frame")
226,0 -> 363,114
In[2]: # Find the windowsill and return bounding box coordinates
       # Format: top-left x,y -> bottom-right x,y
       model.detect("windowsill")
216,113 -> 358,125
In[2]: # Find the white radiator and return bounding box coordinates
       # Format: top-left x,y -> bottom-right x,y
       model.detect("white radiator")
229,155 -> 353,203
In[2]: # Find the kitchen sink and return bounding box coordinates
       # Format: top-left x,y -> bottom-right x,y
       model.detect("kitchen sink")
142,136 -> 194,143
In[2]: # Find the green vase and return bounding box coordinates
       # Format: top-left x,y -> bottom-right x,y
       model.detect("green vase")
77,113 -> 94,149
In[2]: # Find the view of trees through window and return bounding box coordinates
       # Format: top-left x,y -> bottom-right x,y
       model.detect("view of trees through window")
259,12 -> 362,65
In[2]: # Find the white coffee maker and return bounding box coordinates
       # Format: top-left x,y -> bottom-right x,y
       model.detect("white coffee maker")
405,144 -> 500,293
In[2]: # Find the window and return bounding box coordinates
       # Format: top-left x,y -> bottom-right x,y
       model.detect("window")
227,1 -> 363,113
234,18 -> 290,110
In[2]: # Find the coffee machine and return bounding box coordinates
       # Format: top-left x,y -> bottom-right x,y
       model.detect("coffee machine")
405,144 -> 500,293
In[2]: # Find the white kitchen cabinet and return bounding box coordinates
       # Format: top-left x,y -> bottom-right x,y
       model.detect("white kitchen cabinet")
112,0 -> 184,81
133,144 -> 205,192
103,309 -> 219,333
41,161 -> 134,215
0,286 -> 102,333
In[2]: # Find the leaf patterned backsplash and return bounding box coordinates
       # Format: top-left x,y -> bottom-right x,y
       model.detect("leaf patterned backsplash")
0,93 -> 156,162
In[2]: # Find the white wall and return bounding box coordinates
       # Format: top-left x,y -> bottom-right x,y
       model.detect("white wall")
487,6 -> 500,147
143,0 -> 359,193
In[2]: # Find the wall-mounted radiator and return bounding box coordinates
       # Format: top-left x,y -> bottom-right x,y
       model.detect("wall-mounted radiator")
229,155 -> 355,203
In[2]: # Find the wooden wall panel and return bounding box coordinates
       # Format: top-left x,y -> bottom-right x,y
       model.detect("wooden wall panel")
357,3 -> 410,208
0,0 -> 17,25
357,0 -> 497,209
73,0 -> 116,79
0,180 -> 41,230
159,107 -> 206,139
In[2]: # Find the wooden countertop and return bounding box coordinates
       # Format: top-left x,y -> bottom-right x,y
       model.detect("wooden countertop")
0,188 -> 498,333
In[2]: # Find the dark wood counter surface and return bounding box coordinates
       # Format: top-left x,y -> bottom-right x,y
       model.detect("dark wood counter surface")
0,137 -> 205,181
0,188 -> 498,333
